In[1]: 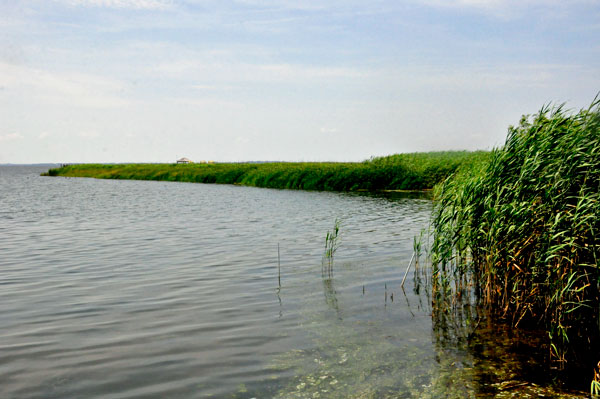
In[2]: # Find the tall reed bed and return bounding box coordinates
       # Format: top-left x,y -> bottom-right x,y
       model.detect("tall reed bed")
430,98 -> 600,366
43,151 -> 487,192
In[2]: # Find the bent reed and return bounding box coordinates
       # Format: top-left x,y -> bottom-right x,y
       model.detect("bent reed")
430,97 -> 600,369
43,151 -> 487,192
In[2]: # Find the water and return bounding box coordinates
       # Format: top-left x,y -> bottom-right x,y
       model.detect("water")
0,166 -> 586,398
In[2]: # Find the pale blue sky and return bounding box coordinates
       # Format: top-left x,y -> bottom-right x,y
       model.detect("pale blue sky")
1,0 -> 599,163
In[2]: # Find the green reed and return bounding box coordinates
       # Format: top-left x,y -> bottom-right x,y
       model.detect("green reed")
42,151 -> 487,192
323,218 -> 341,274
430,97 -> 600,368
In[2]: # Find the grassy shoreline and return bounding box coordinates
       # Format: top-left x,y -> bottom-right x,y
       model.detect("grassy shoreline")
42,100 -> 600,389
42,151 -> 489,192
430,98 -> 600,376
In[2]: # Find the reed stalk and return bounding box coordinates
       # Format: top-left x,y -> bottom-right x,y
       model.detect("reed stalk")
430,96 -> 600,369
400,252 -> 415,288
323,218 -> 341,276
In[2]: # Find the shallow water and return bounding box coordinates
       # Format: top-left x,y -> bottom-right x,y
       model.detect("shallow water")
0,166 -> 586,398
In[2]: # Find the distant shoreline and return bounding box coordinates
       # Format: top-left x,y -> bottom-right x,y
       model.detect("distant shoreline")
42,151 -> 488,192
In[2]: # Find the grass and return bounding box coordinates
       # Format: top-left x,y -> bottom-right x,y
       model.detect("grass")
429,97 -> 600,369
324,218 -> 341,261
42,151 -> 489,192
323,218 -> 341,276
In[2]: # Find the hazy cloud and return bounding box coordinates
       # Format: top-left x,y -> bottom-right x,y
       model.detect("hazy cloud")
0,133 -> 24,142
320,127 -> 338,133
154,60 -> 368,82
416,0 -> 600,18
78,131 -> 101,139
374,63 -> 597,95
61,0 -> 173,10
1,0 -> 598,163
0,62 -> 130,108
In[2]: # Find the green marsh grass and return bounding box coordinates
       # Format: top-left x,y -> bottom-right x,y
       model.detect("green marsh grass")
42,151 -> 488,192
430,97 -> 600,369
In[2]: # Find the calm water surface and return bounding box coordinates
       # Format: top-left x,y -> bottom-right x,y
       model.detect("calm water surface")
0,166 -> 585,398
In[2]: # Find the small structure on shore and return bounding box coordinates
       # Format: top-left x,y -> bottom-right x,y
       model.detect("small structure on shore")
177,157 -> 192,164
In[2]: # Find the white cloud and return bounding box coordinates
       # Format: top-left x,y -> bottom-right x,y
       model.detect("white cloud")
0,62 -> 130,108
78,131 -> 101,138
415,0 -> 599,18
154,60 -> 368,82
230,0 -> 398,13
38,132 -> 51,139
61,0 -> 173,10
320,127 -> 337,133
233,0 -> 328,11
167,96 -> 245,109
257,64 -> 367,80
191,84 -> 220,90
234,136 -> 251,145
383,63 -> 593,92
0,133 -> 24,142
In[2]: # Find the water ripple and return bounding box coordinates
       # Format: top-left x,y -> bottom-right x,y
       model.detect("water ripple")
1,166 -> 433,399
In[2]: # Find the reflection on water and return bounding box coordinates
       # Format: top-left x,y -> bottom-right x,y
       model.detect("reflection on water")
0,166 -> 587,398
321,275 -> 340,318
270,260 -> 587,399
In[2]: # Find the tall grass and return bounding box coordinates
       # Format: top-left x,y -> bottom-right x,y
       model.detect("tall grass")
323,218 -> 341,277
43,151 -> 488,192
430,97 -> 600,367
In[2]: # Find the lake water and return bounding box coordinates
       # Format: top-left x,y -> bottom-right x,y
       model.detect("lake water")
0,166 -> 586,398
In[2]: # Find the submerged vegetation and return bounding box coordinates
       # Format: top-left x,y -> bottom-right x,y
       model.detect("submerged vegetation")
268,258 -> 586,399
430,98 -> 600,371
43,151 -> 488,192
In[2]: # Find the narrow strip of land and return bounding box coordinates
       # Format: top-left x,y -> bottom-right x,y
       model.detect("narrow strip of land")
43,151 -> 489,192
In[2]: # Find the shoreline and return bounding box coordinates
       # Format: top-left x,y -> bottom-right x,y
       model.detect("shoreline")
42,151 -> 489,193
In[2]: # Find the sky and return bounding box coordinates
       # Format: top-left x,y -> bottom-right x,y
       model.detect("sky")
1,0 -> 599,163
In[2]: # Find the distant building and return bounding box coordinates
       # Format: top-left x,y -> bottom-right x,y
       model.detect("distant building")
177,157 -> 192,164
